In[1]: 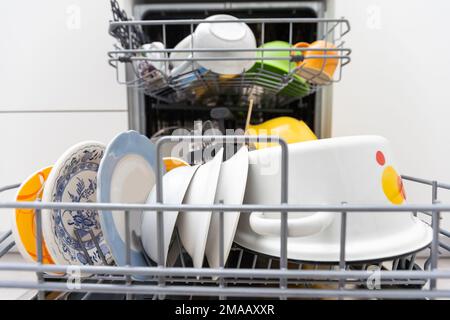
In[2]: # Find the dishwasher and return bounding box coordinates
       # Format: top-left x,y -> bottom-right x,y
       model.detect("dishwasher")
0,0 -> 449,300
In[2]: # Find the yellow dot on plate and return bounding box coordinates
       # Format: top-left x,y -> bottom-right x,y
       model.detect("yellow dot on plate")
382,166 -> 405,205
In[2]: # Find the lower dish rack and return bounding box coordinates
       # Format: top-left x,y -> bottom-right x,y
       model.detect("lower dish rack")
0,136 -> 449,300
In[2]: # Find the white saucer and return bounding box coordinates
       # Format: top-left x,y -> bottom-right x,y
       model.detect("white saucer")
235,214 -> 432,262
141,164 -> 200,265
176,149 -> 223,268
205,146 -> 249,268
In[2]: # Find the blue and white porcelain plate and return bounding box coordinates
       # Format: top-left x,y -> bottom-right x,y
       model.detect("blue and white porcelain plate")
42,141 -> 113,266
97,131 -> 159,271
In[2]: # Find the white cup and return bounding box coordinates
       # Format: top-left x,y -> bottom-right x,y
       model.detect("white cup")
169,35 -> 206,87
235,135 -> 432,262
170,15 -> 256,76
170,35 -> 195,69
193,14 -> 256,75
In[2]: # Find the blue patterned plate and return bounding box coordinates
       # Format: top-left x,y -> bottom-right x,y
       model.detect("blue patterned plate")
42,141 -> 113,267
97,131 -> 159,272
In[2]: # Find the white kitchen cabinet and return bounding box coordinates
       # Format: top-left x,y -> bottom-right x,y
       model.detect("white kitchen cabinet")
0,111 -> 128,231
329,0 -> 450,234
0,0 -> 131,233
0,0 -> 130,111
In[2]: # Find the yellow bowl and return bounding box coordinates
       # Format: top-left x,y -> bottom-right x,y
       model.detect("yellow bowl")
246,116 -> 317,149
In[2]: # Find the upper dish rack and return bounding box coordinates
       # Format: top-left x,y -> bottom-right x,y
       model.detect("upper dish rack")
107,17 -> 352,106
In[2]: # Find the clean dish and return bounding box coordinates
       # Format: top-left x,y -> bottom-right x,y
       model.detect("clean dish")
293,40 -> 338,84
12,166 -> 54,264
193,14 -> 256,74
177,148 -> 224,268
98,130 -> 159,268
169,35 -> 205,80
42,141 -> 113,266
235,136 -> 432,262
141,164 -> 200,265
205,146 -> 249,269
246,117 -> 317,149
246,41 -> 309,97
170,35 -> 194,69
192,14 -> 256,75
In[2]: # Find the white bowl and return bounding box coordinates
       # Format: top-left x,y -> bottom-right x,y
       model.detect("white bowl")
235,136 -> 432,262
170,35 -> 193,69
192,14 -> 256,75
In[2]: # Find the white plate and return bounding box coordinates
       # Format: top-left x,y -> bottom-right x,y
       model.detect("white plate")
235,214 -> 432,262
98,130 -> 158,268
42,141 -> 113,266
141,164 -> 200,265
177,149 -> 223,268
205,146 -> 249,269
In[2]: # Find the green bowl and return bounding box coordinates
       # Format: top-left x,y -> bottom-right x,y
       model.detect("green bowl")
246,41 -> 310,98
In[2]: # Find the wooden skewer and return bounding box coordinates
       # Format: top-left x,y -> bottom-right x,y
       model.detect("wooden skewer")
244,98 -> 254,133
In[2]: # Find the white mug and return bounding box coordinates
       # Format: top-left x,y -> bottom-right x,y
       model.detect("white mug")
235,135 -> 432,262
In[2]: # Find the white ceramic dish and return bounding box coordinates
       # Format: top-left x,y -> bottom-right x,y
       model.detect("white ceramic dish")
205,146 -> 249,269
235,136 -> 432,262
170,14 -> 256,76
98,131 -> 158,269
170,35 -> 193,69
177,148 -> 223,268
169,35 -> 208,88
141,164 -> 200,265
42,141 -> 113,266
188,14 -> 256,75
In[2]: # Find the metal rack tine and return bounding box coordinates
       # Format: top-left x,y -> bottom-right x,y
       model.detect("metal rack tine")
88,229 -> 109,266
0,237 -> 15,259
124,209 -> 133,300
0,230 -> 12,245
131,231 -> 155,268
74,229 -> 94,266
409,254 -> 417,270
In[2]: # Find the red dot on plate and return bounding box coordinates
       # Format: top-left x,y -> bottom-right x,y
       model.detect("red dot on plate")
376,151 -> 385,166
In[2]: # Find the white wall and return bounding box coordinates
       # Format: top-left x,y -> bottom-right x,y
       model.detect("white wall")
330,0 -> 450,207
0,0 -> 131,232
0,0 -> 130,111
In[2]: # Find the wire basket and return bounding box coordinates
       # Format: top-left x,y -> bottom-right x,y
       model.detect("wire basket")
108,17 -> 351,106
0,136 -> 449,300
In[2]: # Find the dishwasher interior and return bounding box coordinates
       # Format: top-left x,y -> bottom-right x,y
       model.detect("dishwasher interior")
127,1 -> 327,141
